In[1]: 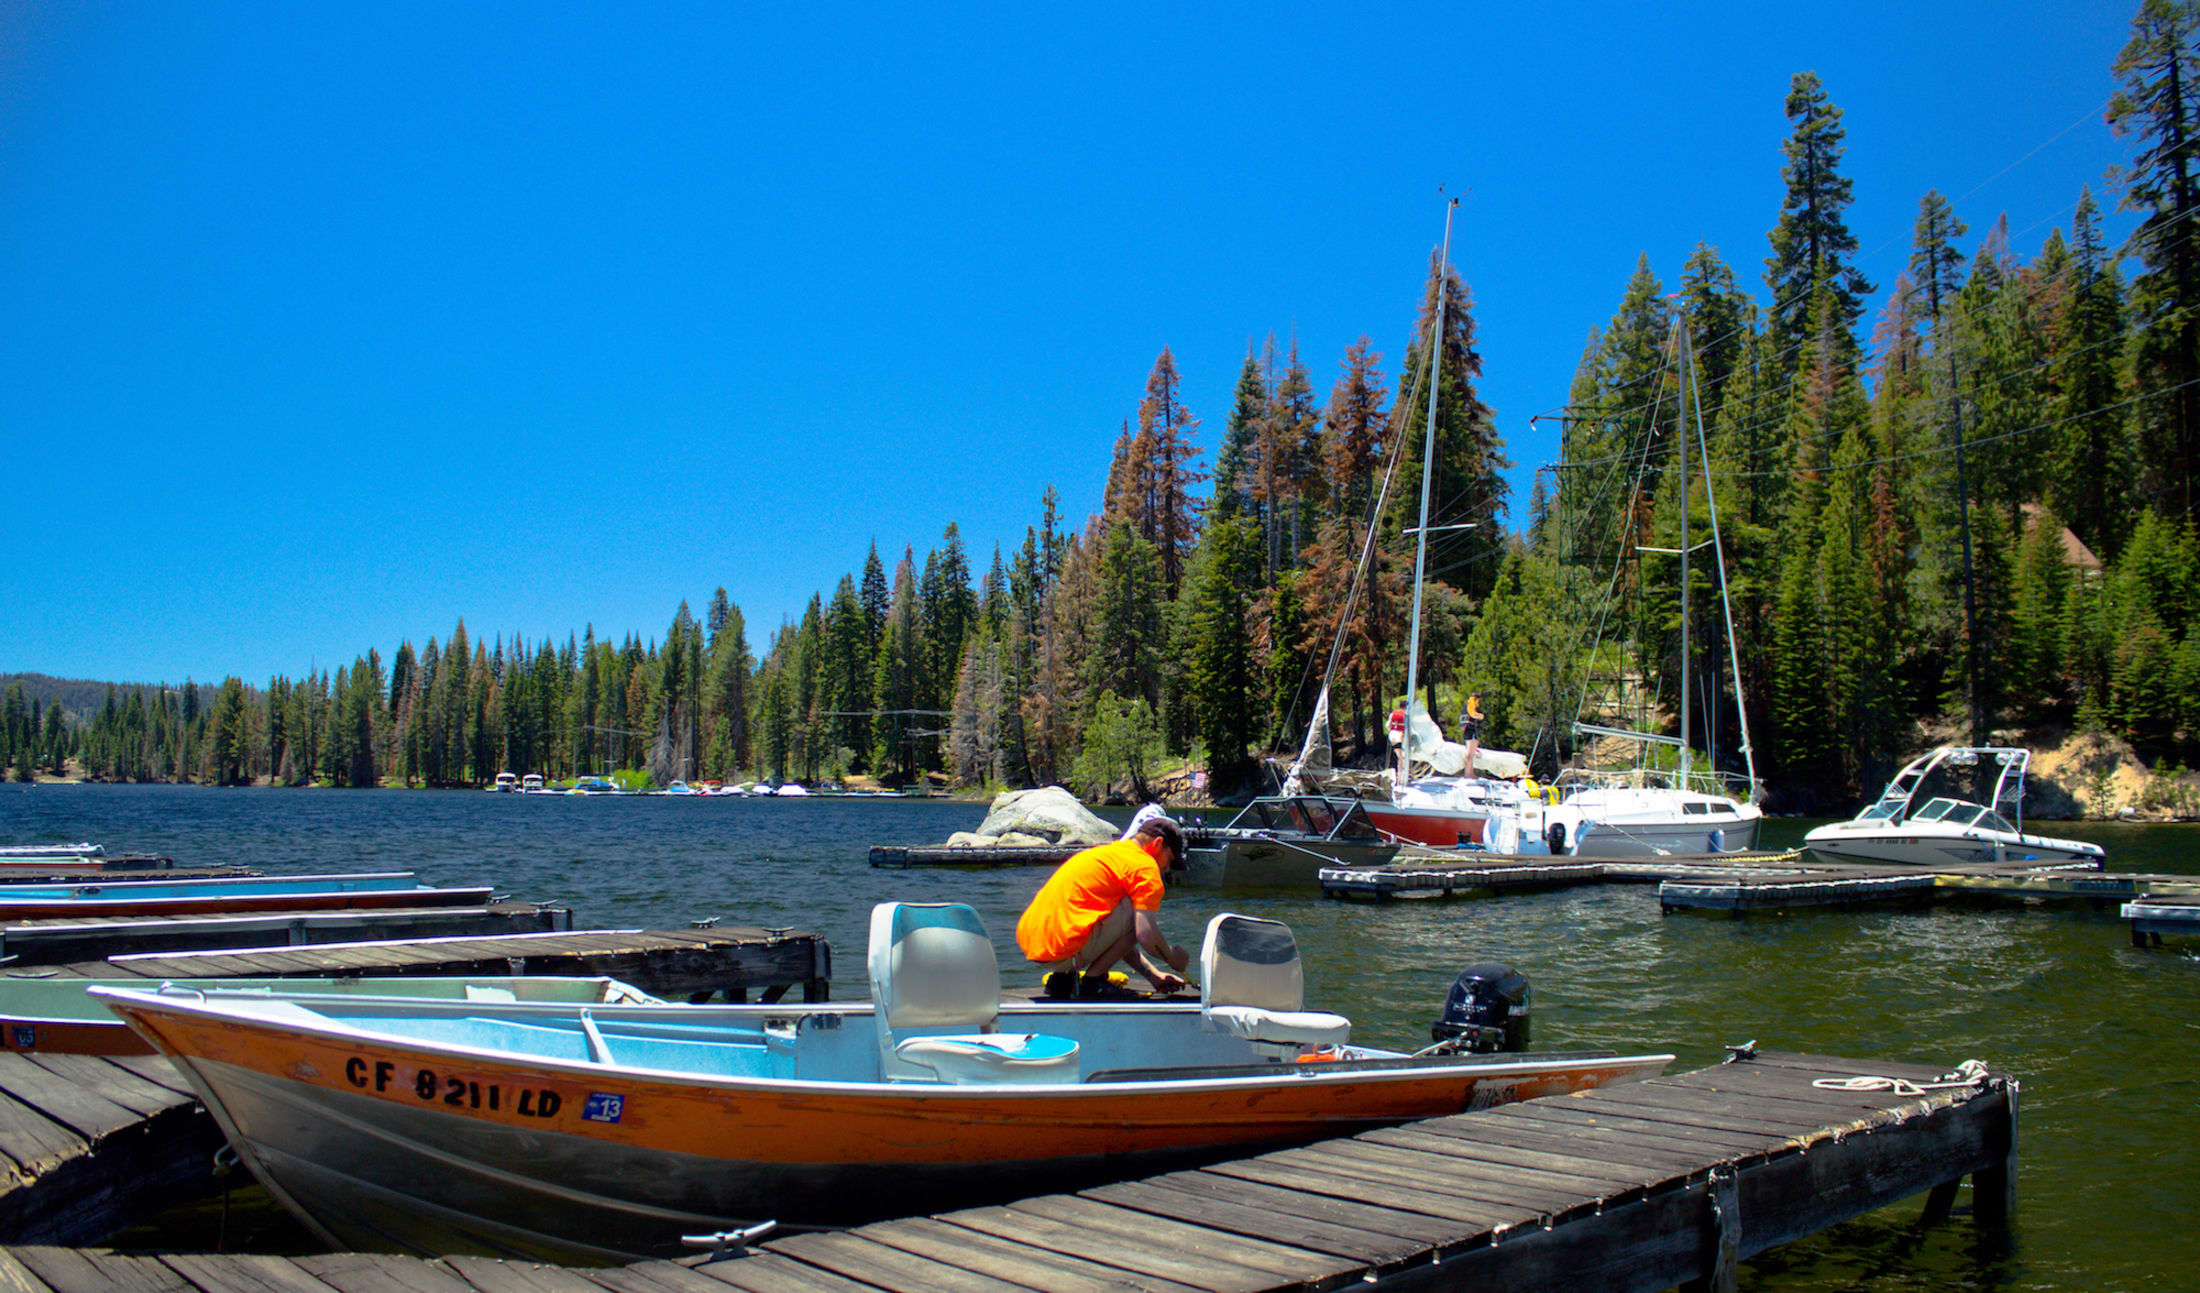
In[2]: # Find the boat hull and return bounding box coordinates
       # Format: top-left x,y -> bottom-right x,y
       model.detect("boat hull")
1362,802 -> 1490,847
1569,813 -> 1762,858
1802,826 -> 2103,868
105,995 -> 1669,1263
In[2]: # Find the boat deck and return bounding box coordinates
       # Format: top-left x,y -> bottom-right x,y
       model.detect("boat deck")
0,1047 -> 2014,1291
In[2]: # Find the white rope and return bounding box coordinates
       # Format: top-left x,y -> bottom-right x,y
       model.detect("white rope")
1811,1058 -> 1991,1097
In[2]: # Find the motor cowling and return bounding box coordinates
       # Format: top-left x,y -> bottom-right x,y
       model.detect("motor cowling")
1431,962 -> 1531,1052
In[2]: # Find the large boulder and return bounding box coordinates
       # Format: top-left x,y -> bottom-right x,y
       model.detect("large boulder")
974,786 -> 1117,847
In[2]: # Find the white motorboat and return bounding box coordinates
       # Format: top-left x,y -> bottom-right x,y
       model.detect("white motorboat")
1803,746 -> 2104,868
487,772 -> 519,793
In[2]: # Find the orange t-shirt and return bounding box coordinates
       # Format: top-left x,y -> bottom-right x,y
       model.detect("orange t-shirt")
1015,839 -> 1165,963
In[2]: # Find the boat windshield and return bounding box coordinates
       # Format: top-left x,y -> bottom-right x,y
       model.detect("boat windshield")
1910,798 -> 1966,823
1943,805 -> 1986,827
1978,811 -> 2016,833
1857,803 -> 1898,822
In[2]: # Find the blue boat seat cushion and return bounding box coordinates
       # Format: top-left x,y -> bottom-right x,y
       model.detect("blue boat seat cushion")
1199,912 -> 1351,1051
867,902 -> 1079,1084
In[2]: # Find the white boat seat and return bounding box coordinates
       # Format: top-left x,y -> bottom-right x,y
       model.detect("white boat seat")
1199,912 -> 1350,1054
867,902 -> 1079,1084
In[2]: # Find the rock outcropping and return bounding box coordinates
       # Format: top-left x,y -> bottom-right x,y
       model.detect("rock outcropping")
945,786 -> 1116,848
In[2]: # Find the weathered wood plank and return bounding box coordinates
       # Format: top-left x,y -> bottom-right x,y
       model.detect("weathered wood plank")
0,1250 -> 54,1293
1141,1171 -> 1467,1246
289,1252 -> 476,1293
675,1251 -> 890,1293
0,1086 -> 84,1179
431,1257 -> 606,1293
1489,1101 -> 1781,1154
1400,1115 -> 1714,1180
1359,1125 -> 1662,1196
1271,1142 -> 1591,1214
851,1214 -> 1205,1293
586,1259 -> 758,1293
1016,1194 -> 1361,1289
760,1232 -> 1031,1293
14,1054 -> 189,1119
156,1253 -> 340,1293
1083,1176 -> 1428,1268
943,1201 -> 1289,1292
0,1055 -> 144,1140
1200,1155 -> 1521,1230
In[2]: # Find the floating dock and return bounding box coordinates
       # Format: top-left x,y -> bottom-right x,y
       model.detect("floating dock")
0,900 -> 573,965
1322,848 -> 2200,918
870,842 -> 1081,868
0,1047 -> 2013,1291
2123,893 -> 2200,944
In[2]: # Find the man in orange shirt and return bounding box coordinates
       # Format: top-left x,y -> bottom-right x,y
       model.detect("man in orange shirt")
1017,815 -> 1190,996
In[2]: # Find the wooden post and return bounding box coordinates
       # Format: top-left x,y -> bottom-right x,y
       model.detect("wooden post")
1971,1079 -> 2019,1230
1681,1167 -> 1741,1293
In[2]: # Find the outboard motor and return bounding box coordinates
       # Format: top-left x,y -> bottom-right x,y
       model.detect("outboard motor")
1431,962 -> 1532,1053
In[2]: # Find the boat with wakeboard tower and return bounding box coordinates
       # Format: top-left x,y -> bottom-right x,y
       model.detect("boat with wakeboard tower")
95,901 -> 1670,1263
1803,745 -> 2105,868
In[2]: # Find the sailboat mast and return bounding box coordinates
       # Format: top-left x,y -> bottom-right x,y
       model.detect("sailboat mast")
1676,318 -> 1692,786
1401,197 -> 1458,786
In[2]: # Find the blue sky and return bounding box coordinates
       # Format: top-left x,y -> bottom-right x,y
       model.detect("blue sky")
2,1 -> 2144,687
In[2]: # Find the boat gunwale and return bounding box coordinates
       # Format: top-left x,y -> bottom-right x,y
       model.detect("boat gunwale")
89,985 -> 1676,1100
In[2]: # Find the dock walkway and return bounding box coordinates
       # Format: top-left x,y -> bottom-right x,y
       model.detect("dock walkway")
0,1047 -> 2013,1292
1322,848 -> 2200,916
0,902 -> 573,966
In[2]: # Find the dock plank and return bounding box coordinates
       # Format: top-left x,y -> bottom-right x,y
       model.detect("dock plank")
1201,1154 -> 1524,1230
1008,1195 -> 1360,1289
12,1054 -> 188,1119
290,1253 -> 478,1293
761,1232 -> 1031,1293
157,1253 -> 341,1293
850,1214 -> 1207,1293
1274,1141 -> 1593,1214
9,1240 -> 191,1293
943,1201 -> 1290,1292
433,1258 -> 608,1293
0,1250 -> 55,1293
676,1252 -> 890,1293
1082,1177 -> 1428,1269
1128,1171 -> 1468,1247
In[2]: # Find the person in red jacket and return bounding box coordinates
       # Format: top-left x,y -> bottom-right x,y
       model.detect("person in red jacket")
1016,815 -> 1190,996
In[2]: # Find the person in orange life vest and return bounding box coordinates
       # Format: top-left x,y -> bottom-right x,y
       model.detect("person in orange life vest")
1460,691 -> 1484,773
1016,815 -> 1190,995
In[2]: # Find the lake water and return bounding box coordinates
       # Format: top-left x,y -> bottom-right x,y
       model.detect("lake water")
3,783 -> 2195,1290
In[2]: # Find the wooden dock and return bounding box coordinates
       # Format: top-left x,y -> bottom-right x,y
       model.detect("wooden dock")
870,842 -> 1080,868
1321,847 -> 2200,918
0,1047 -> 2014,1291
0,901 -> 572,966
97,925 -> 834,1002
2123,893 -> 2200,944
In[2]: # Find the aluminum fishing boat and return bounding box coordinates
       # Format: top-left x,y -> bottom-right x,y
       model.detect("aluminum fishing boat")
97,902 -> 1672,1263
1803,746 -> 2104,868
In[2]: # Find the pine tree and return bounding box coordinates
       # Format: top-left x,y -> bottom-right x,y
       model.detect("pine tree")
1386,248 -> 1510,603
2108,0 -> 2200,517
1764,72 -> 1873,370
2052,189 -> 2136,554
1178,517 -> 1265,796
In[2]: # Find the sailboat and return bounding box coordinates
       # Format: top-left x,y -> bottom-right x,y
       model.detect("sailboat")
1286,219 -> 1760,857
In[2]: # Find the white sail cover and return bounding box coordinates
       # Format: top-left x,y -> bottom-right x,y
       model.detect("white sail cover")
1282,685 -> 1334,794
1405,707 -> 1526,780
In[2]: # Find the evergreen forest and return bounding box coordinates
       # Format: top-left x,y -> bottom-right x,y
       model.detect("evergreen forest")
9,7 -> 2200,810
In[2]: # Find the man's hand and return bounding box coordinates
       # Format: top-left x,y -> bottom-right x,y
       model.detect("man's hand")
1146,970 -> 1187,994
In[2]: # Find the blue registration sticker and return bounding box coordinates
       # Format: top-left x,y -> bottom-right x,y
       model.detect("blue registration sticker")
10,1025 -> 33,1049
582,1092 -> 625,1123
